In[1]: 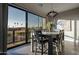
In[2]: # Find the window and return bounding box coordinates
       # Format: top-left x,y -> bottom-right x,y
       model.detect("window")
57,20 -> 72,31
28,13 -> 39,29
57,19 -> 74,42
7,6 -> 26,48
28,13 -> 39,42
38,17 -> 43,28
28,13 -> 45,42
42,18 -> 46,29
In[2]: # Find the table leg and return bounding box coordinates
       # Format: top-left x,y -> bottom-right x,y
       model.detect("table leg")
31,35 -> 35,52
48,37 -> 53,55
41,38 -> 43,55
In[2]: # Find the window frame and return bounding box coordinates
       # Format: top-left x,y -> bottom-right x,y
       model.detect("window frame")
8,4 -> 46,48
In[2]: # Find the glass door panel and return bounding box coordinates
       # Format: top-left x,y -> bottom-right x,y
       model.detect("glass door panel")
7,6 -> 26,48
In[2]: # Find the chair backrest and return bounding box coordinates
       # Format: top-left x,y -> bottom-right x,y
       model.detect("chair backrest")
34,30 -> 43,43
59,30 -> 64,41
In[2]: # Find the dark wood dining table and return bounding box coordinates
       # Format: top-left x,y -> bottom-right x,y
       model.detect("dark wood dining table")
42,32 -> 60,55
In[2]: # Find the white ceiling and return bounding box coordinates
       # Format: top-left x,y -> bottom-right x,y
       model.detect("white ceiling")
15,3 -> 79,17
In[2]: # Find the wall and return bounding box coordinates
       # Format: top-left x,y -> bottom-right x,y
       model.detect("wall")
0,3 -> 3,53
0,3 -> 8,54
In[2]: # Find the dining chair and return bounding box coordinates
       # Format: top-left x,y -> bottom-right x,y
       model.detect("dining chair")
58,30 -> 64,54
34,30 -> 48,55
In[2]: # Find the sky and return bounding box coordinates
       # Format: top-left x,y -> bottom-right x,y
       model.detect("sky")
8,6 -> 26,28
8,6 -> 43,28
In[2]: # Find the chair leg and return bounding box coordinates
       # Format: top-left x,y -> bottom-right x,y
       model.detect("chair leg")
56,45 -> 58,55
35,41 -> 37,55
41,43 -> 43,55
61,40 -> 64,54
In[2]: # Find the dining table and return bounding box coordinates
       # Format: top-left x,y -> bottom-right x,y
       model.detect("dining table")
42,31 -> 60,55
31,31 -> 60,55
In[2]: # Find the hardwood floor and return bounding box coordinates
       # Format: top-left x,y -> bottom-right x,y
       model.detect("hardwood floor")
7,37 -> 79,55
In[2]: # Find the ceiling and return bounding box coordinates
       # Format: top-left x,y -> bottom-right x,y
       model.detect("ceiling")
15,3 -> 79,17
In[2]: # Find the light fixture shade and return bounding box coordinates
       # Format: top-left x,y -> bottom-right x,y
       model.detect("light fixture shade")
47,11 -> 58,18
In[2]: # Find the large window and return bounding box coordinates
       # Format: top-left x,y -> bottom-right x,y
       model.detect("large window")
28,13 -> 45,42
28,13 -> 39,42
7,5 -> 46,47
28,13 -> 39,29
7,6 -> 26,48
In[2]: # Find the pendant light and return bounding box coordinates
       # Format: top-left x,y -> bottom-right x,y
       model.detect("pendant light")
47,4 -> 58,18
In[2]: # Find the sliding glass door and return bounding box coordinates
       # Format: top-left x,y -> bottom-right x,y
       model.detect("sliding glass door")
7,6 -> 26,48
